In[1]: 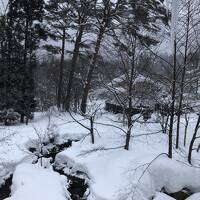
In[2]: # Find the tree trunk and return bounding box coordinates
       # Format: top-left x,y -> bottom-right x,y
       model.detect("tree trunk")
176,2 -> 190,149
124,41 -> 136,150
161,114 -> 169,134
124,114 -> 132,150
57,28 -> 66,110
184,113 -> 189,147
188,115 -> 200,164
90,116 -> 95,144
168,39 -> 177,158
164,114 -> 169,134
6,13 -> 13,107
65,26 -> 84,111
21,18 -> 29,123
80,29 -> 104,114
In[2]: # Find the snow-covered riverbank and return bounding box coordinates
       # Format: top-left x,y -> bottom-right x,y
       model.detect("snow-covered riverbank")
0,111 -> 200,200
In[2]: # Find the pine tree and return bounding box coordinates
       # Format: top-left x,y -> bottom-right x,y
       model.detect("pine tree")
64,0 -> 96,111
45,0 -> 71,110
0,4 -> 23,111
1,0 -> 46,123
80,0 -> 127,113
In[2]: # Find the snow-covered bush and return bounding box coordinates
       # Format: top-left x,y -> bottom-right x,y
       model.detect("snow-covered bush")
0,109 -> 20,126
46,124 -> 59,144
26,125 -> 72,166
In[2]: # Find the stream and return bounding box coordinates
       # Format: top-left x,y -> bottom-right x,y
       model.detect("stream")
0,175 -> 12,200
0,139 -> 89,200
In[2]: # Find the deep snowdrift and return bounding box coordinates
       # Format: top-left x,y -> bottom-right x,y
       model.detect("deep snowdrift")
56,147 -> 200,200
154,192 -> 175,200
5,163 -> 70,200
186,193 -> 200,200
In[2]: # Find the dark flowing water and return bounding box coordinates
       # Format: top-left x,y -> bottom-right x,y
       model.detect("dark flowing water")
53,167 -> 88,200
0,175 -> 12,200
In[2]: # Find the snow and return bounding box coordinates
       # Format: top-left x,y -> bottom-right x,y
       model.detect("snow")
56,147 -> 137,199
56,148 -> 200,200
5,163 -> 70,200
148,157 -> 200,194
154,192 -> 175,200
54,113 -> 168,200
109,74 -> 153,86
53,112 -> 200,200
0,111 -> 87,165
56,114 -> 166,199
186,193 -> 200,200
1,111 -> 200,200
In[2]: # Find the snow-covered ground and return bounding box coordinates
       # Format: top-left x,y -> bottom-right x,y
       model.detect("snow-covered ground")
0,110 -> 200,200
0,111 -> 87,170
154,193 -> 176,200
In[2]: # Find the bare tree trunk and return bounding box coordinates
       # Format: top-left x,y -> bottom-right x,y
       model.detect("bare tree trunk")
168,40 -> 177,158
184,113 -> 189,147
125,112 -> 132,150
57,28 -> 66,110
80,29 -> 104,113
176,2 -> 190,149
188,115 -> 200,164
65,27 -> 84,111
68,111 -> 96,144
164,114 -> 169,134
90,116 -> 95,144
124,42 -> 136,150
160,114 -> 169,134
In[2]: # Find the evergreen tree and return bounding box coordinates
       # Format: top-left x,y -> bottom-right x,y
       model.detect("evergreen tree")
64,0 -> 96,111
80,0 -> 168,114
0,0 -> 46,123
80,0 -> 127,113
45,0 -> 71,110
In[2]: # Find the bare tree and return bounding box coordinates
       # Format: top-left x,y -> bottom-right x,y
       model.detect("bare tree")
188,114 -> 200,164
176,0 -> 200,149
69,104 -> 101,144
184,113 -> 189,147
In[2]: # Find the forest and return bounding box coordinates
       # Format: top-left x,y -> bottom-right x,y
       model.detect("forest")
0,0 -> 200,200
